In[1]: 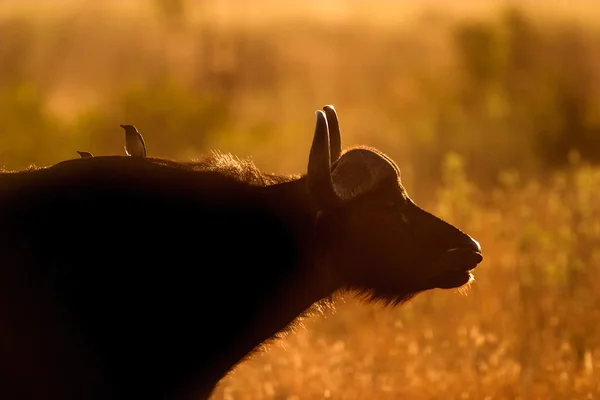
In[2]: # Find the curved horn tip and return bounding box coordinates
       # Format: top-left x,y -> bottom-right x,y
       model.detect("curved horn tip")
308,110 -> 340,210
315,110 -> 328,128
321,105 -> 342,163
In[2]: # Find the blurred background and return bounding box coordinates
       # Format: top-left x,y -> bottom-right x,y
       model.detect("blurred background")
2,0 -> 600,398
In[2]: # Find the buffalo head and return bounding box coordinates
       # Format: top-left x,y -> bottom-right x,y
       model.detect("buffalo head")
307,106 -> 482,303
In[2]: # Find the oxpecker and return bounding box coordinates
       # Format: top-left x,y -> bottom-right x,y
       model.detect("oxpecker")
120,124 -> 147,157
77,151 -> 94,158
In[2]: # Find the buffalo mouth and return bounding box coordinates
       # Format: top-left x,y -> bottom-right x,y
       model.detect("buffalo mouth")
431,248 -> 483,289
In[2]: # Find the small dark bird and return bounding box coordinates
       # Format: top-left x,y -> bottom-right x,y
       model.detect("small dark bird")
77,151 -> 94,158
120,124 -> 147,157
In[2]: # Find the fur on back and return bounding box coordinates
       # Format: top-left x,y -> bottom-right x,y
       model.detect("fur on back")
147,151 -> 299,187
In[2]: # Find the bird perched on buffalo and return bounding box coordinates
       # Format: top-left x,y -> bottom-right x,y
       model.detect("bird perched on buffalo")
77,151 -> 94,158
120,124 -> 147,157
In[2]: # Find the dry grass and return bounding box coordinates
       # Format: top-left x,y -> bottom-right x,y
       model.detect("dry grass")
1,0 -> 600,398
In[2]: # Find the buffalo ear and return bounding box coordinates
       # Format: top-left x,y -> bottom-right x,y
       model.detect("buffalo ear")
323,105 -> 342,164
330,148 -> 401,201
307,110 -> 341,210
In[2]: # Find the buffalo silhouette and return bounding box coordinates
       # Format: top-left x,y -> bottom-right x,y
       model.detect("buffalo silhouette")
0,105 -> 482,399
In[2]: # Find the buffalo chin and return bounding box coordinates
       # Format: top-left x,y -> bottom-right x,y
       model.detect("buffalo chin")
434,270 -> 474,289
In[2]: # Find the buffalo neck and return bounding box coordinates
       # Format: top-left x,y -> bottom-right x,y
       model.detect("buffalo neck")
190,176 -> 339,398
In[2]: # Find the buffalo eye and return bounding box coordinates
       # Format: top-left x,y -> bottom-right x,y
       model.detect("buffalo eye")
382,198 -> 409,223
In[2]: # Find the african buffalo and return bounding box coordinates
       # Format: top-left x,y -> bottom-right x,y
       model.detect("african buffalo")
0,106 -> 482,399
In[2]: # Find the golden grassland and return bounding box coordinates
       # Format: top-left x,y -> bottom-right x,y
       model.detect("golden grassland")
1,1 -> 600,398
